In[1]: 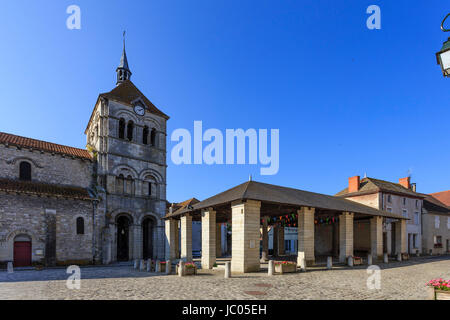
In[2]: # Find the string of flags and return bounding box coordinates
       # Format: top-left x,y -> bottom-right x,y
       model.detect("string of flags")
260,215 -> 339,227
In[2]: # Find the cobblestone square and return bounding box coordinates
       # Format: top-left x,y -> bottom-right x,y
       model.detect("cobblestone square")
0,256 -> 449,300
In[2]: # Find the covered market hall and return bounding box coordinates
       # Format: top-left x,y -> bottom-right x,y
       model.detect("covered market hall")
164,180 -> 408,273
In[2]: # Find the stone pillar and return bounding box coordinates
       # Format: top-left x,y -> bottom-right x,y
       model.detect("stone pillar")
133,224 -> 142,260
231,200 -> 261,273
216,223 -> 222,258
339,212 -> 354,263
386,227 -> 392,255
394,220 -> 407,255
278,226 -> 285,255
370,216 -> 383,261
224,261 -> 231,278
261,216 -> 269,262
201,208 -> 216,269
180,214 -> 193,262
326,256 -> 332,270
297,207 -> 315,266
165,218 -> 179,260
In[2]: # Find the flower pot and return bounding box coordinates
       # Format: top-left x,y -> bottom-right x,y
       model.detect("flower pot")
435,290 -> 450,300
353,257 -> 363,265
184,266 -> 197,275
274,262 -> 297,274
159,263 -> 166,273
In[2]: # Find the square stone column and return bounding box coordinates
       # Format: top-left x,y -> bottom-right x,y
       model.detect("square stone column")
394,219 -> 407,254
370,216 -> 383,261
278,226 -> 285,255
216,223 -> 222,258
339,212 -> 354,263
261,216 -> 269,261
231,200 -> 261,273
180,214 -> 193,262
165,218 -> 179,260
298,207 -> 315,266
201,208 -> 216,269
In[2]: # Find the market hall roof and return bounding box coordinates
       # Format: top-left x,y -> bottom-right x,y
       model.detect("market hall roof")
335,177 -> 427,198
0,132 -> 92,160
168,180 -> 407,220
429,190 -> 450,207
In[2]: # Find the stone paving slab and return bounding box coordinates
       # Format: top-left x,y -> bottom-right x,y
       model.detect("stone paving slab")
0,256 -> 449,300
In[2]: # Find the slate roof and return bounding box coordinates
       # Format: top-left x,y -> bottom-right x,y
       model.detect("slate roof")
0,178 -> 92,200
171,181 -> 407,220
0,132 -> 92,160
430,190 -> 450,207
335,177 -> 426,198
100,80 -> 169,120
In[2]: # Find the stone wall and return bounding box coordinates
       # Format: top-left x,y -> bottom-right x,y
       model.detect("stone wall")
0,193 -> 94,266
0,144 -> 92,188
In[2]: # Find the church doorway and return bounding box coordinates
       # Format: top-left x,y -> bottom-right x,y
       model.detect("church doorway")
117,216 -> 131,261
13,235 -> 32,267
142,217 -> 155,260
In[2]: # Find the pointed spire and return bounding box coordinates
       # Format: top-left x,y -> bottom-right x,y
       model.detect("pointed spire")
116,31 -> 132,85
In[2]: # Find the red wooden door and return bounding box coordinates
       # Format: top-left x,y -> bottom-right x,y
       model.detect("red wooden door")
14,241 -> 31,267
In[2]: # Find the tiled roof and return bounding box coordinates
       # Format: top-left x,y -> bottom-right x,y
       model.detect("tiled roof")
335,177 -> 426,198
172,181 -> 407,220
165,198 -> 200,218
0,132 -> 92,160
430,190 -> 450,207
423,195 -> 450,216
100,80 -> 169,120
0,178 -> 92,200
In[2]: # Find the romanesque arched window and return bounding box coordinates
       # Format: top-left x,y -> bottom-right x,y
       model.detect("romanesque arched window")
116,174 -> 125,194
19,161 -> 31,181
127,121 -> 134,141
76,217 -> 84,235
118,118 -> 125,139
143,126 -> 149,145
150,128 -> 156,146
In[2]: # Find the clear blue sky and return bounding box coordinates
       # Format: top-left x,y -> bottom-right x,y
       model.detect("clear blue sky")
0,1 -> 449,202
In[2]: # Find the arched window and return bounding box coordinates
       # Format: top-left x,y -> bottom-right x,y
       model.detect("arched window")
148,182 -> 153,197
116,174 -> 125,194
127,121 -> 134,141
143,126 -> 149,145
150,128 -> 156,146
19,162 -> 31,181
118,118 -> 125,139
76,217 -> 84,235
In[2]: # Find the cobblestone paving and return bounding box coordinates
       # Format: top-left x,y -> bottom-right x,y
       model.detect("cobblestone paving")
0,256 -> 449,300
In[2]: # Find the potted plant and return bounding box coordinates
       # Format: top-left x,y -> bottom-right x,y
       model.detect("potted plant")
353,256 -> 363,265
427,279 -> 450,300
274,261 -> 297,274
184,262 -> 197,275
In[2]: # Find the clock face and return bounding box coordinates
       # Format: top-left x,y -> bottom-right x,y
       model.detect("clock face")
134,104 -> 145,116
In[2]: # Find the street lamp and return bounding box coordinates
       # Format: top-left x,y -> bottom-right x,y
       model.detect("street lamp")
436,13 -> 450,77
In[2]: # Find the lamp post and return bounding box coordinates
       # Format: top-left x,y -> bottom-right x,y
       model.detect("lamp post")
436,13 -> 450,77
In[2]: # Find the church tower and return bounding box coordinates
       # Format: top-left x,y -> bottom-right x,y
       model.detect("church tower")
85,37 -> 169,264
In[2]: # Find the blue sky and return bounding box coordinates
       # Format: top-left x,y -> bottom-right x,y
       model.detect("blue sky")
0,1 -> 449,202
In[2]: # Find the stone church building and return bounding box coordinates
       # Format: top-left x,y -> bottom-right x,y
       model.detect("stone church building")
0,42 -> 169,267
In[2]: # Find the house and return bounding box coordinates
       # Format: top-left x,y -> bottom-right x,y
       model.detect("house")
336,176 -> 426,255
422,194 -> 450,254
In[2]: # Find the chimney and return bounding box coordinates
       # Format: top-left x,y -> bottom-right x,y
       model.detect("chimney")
399,177 -> 411,189
348,176 -> 360,193
411,183 -> 417,192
